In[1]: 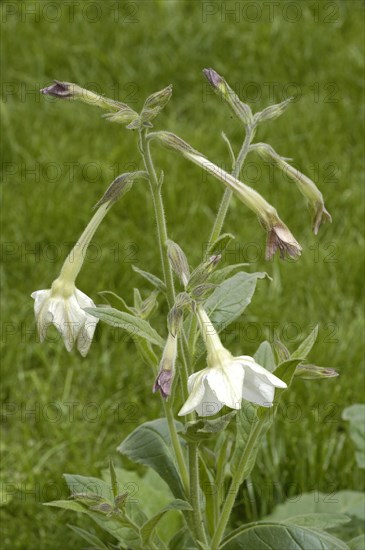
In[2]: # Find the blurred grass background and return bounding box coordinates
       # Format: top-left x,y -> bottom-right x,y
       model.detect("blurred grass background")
1,0 -> 364,548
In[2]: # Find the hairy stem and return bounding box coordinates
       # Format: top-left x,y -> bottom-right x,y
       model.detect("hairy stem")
209,124 -> 255,244
140,130 -> 175,307
139,130 -> 189,494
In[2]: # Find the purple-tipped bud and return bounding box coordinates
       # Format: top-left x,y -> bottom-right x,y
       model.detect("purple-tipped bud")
203,68 -> 253,125
153,332 -> 178,399
41,80 -> 73,98
41,80 -> 127,113
295,364 -> 339,380
203,68 -> 224,90
153,368 -> 174,399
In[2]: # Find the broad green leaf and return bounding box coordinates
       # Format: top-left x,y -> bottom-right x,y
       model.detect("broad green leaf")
348,535 -> 365,549
68,524 -> 110,549
254,341 -> 276,372
285,513 -> 350,530
132,265 -> 166,292
204,272 -> 267,333
84,307 -> 164,348
140,499 -> 192,546
220,522 -> 349,549
342,404 -> 365,469
117,418 -> 185,499
291,325 -> 319,360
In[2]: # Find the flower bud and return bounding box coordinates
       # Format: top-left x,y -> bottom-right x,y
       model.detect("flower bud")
253,98 -> 292,124
253,143 -> 332,234
153,332 -> 178,398
166,240 -> 190,287
140,85 -> 173,125
187,255 -> 221,290
41,80 -> 128,112
94,171 -> 147,208
295,364 -> 339,380
203,68 -> 253,125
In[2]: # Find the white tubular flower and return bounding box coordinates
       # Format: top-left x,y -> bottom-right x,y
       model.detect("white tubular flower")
31,202 -> 109,356
151,132 -> 302,260
31,283 -> 98,357
178,306 -> 287,417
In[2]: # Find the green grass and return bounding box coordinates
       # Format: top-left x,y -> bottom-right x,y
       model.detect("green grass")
1,1 -> 364,548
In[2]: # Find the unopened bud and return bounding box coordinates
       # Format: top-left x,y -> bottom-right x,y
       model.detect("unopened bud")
153,332 -> 178,398
253,98 -> 292,124
188,255 -> 221,290
94,171 -> 147,209
203,68 -> 253,125
140,85 -> 173,125
295,364 -> 339,380
190,283 -> 217,300
41,80 -> 126,112
166,240 -> 190,287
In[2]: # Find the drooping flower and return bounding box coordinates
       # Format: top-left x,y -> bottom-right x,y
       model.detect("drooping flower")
178,306 -> 287,417
151,132 -> 302,260
31,282 -> 98,357
31,201 -> 110,356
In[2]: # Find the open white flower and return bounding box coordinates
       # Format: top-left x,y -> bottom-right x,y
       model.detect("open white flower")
178,306 -> 287,417
31,280 -> 98,357
31,202 -> 110,356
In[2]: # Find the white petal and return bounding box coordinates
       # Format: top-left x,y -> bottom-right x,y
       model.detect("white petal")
206,363 -> 244,410
238,356 -> 287,388
178,371 -> 207,416
48,295 -> 84,351
77,318 -> 98,357
241,380 -> 275,407
74,288 -> 95,309
193,380 -> 224,417
31,289 -> 51,317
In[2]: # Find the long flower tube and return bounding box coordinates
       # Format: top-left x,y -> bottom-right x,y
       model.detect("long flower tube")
149,131 -> 302,260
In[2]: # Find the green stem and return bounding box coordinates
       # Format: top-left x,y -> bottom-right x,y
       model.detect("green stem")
211,420 -> 264,549
139,130 -> 189,494
209,124 -> 255,244
163,401 -> 189,493
189,442 -> 209,547
140,130 -> 175,307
